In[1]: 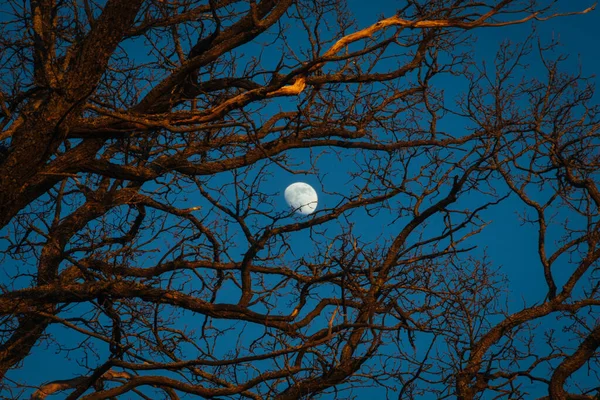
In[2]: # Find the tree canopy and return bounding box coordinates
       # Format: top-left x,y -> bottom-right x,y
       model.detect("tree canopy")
0,0 -> 599,399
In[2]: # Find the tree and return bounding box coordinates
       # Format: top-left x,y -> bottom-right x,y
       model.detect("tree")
0,0 -> 598,398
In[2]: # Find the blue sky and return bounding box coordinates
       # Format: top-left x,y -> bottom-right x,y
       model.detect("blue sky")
2,1 -> 600,398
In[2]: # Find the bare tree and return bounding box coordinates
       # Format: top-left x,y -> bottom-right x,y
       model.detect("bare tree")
0,0 -> 598,399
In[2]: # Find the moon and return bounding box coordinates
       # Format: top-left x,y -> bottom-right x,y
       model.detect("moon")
284,182 -> 318,215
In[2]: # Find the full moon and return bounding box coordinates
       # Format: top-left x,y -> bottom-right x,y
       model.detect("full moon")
284,182 -> 318,215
